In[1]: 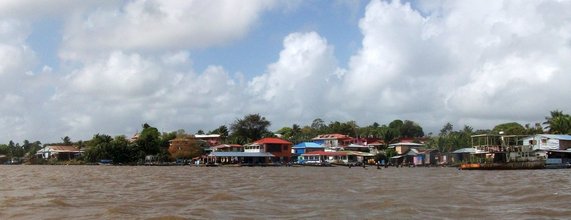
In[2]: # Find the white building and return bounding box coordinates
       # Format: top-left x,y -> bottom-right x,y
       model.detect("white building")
522,134 -> 571,150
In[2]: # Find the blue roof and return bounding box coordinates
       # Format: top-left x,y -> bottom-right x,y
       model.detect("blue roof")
538,134 -> 571,141
293,142 -> 324,149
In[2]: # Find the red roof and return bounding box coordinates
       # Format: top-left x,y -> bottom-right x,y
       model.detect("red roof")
253,138 -> 292,145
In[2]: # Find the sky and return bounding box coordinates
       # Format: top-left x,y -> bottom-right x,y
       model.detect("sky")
0,0 -> 570,143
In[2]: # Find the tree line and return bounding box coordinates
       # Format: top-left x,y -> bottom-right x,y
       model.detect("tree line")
1,110 -> 570,164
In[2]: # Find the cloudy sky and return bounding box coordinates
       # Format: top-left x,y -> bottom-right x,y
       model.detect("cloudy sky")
1,0 -> 570,143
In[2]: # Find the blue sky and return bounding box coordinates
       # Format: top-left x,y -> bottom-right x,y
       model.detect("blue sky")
127,1 -> 366,78
1,0 -> 570,143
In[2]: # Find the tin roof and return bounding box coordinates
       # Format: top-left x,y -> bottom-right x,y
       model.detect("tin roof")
388,142 -> 424,147
293,142 -> 324,149
537,134 -> 571,141
253,138 -> 292,145
451,148 -> 487,154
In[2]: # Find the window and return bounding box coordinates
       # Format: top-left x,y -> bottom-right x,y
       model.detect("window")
266,144 -> 281,152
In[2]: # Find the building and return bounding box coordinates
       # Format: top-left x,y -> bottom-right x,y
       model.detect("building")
523,134 -> 571,150
194,134 -> 222,146
388,142 -> 425,154
366,140 -> 386,154
523,134 -> 571,167
245,137 -> 292,162
36,145 -> 82,160
211,144 -> 243,152
292,142 -> 324,155
312,134 -> 353,150
300,151 -> 348,164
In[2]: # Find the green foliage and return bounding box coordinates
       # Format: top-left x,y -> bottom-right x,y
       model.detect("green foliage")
400,120 -> 424,137
61,136 -> 72,145
435,122 -> 472,153
544,110 -> 571,134
384,148 -> 397,158
492,122 -> 526,135
210,125 -> 229,139
160,131 -> 177,148
83,134 -> 136,164
230,114 -> 271,144
311,118 -> 326,132
135,123 -> 162,158
0,144 -> 9,155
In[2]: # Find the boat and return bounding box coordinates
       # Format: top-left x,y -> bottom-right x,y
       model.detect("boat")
460,134 -> 546,170
98,159 -> 113,165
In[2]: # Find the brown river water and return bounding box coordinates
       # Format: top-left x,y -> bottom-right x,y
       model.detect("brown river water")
1,165 -> 570,220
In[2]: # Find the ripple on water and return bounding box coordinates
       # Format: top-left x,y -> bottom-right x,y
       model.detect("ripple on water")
1,165 -> 571,219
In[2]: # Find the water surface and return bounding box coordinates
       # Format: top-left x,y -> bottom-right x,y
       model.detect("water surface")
1,165 -> 570,219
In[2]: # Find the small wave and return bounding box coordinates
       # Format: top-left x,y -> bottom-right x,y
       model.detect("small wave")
206,192 -> 245,201
49,198 -> 74,207
147,215 -> 188,220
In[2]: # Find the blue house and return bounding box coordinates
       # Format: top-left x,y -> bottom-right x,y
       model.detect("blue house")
292,142 -> 325,155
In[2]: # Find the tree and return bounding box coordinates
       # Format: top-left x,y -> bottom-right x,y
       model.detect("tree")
168,133 -> 202,160
379,126 -> 397,146
549,115 -> 571,134
388,120 -> 403,137
326,121 -> 355,135
230,114 -> 271,144
134,123 -> 162,159
543,110 -> 571,134
83,134 -> 113,163
83,134 -> 134,164
435,123 -> 472,153
492,122 -> 526,135
61,136 -> 72,145
0,144 -> 9,156
400,120 -> 424,138
310,118 -> 326,132
276,127 -> 293,138
292,124 -> 301,136
210,125 -> 229,138
440,122 -> 453,136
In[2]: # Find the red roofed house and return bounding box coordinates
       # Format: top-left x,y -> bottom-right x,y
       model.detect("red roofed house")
312,134 -> 353,150
245,137 -> 292,163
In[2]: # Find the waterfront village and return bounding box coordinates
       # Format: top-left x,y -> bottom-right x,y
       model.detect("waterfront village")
1,111 -> 571,169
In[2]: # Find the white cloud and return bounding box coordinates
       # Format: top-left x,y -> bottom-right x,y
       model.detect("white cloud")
0,0 -> 108,20
60,0 -> 277,60
64,51 -> 163,100
1,0 -> 571,143
247,32 -> 340,124
337,0 -> 571,130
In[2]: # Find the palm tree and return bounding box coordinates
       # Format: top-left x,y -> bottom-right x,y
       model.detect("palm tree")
549,115 -> 571,134
543,110 -> 565,132
544,110 -> 571,134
